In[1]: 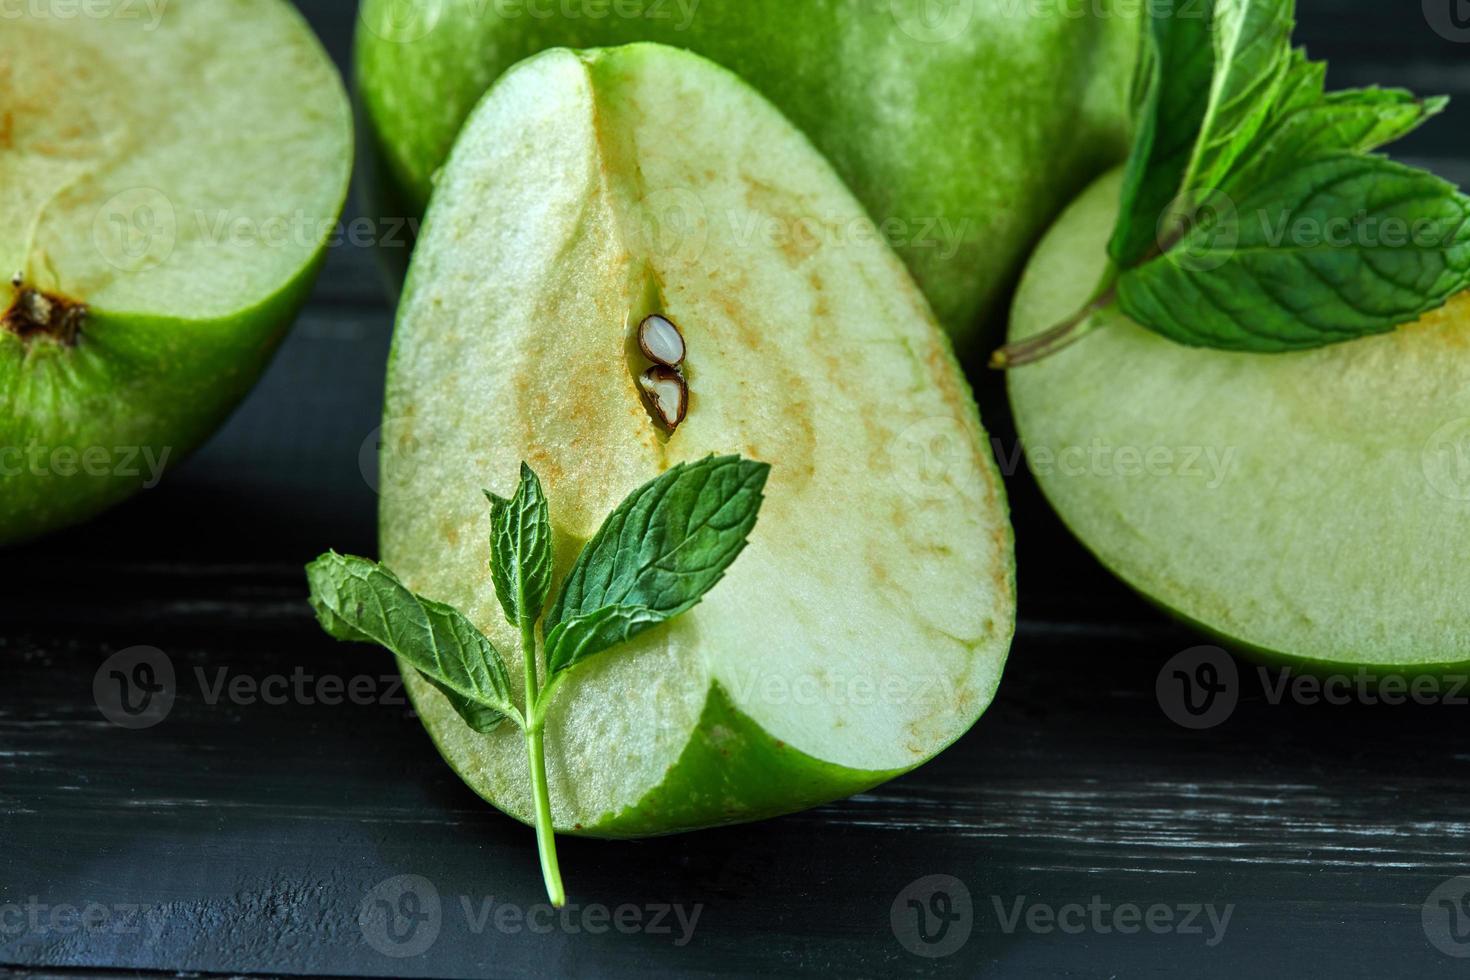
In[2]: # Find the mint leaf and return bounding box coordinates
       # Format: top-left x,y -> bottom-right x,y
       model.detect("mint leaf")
486,463 -> 553,627
543,456 -> 769,675
1109,0 -> 1216,267
1223,81 -> 1447,193
306,552 -> 518,729
543,604 -> 669,676
419,675 -> 509,734
1179,0 -> 1295,200
1116,154 -> 1470,351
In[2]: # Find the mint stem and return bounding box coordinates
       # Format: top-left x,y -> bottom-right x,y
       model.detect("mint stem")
990,283 -> 1118,369
520,615 -> 565,907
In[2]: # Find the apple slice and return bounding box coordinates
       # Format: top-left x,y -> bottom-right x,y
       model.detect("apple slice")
380,44 -> 1015,836
1009,169 -> 1470,671
1,0 -> 352,543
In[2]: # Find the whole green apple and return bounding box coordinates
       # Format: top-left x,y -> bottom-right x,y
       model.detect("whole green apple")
379,43 -> 1016,836
0,0 -> 352,545
355,0 -> 1137,341
1009,169 -> 1470,672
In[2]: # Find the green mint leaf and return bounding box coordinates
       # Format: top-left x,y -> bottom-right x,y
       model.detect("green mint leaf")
542,604 -> 669,677
543,455 -> 769,676
419,675 -> 509,734
1223,79 -> 1447,192
306,551 -> 518,729
1109,0 -> 1216,267
1179,0 -> 1296,200
1115,154 -> 1470,351
486,463 -> 553,627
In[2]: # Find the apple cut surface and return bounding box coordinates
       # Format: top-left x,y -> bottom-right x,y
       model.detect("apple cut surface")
1,0 -> 352,543
1009,170 -> 1470,670
380,45 -> 1015,836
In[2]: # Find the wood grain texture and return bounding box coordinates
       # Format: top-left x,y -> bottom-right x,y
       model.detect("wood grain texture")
4,1 -> 1470,977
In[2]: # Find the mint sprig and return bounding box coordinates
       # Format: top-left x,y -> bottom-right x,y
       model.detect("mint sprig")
305,455 -> 770,906
993,0 -> 1470,365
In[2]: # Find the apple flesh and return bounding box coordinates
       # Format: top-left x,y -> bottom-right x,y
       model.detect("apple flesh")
380,44 -> 1016,836
0,0 -> 352,544
1009,169 -> 1470,671
355,0 -> 1138,341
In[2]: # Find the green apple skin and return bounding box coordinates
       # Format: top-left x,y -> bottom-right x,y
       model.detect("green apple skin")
412,680 -> 907,838
1009,169 -> 1470,673
355,0 -> 1138,341
1,0 -> 353,545
382,44 -> 1016,838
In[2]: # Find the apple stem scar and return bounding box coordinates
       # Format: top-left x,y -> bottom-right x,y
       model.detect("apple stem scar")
4,273 -> 86,346
636,314 -> 689,430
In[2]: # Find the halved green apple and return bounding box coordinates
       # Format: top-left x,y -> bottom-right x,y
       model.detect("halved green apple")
355,0 -> 1139,340
1009,169 -> 1470,671
380,44 -> 1015,836
1,0 -> 352,544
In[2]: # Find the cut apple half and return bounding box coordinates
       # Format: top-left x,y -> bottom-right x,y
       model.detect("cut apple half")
380,44 -> 1015,836
1,0 -> 352,543
1009,169 -> 1470,671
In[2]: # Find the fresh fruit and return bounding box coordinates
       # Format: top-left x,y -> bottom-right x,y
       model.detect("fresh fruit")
355,0 -> 1138,340
1008,168 -> 1470,670
377,44 -> 1016,836
1,0 -> 353,544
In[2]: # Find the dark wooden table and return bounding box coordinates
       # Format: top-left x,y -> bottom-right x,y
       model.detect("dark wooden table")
4,3 -> 1469,977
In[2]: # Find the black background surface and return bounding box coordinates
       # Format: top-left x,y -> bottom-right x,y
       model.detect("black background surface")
4,2 -> 1470,977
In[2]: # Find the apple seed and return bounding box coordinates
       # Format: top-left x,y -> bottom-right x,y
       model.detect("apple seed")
639,365 -> 688,430
638,314 -> 686,368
